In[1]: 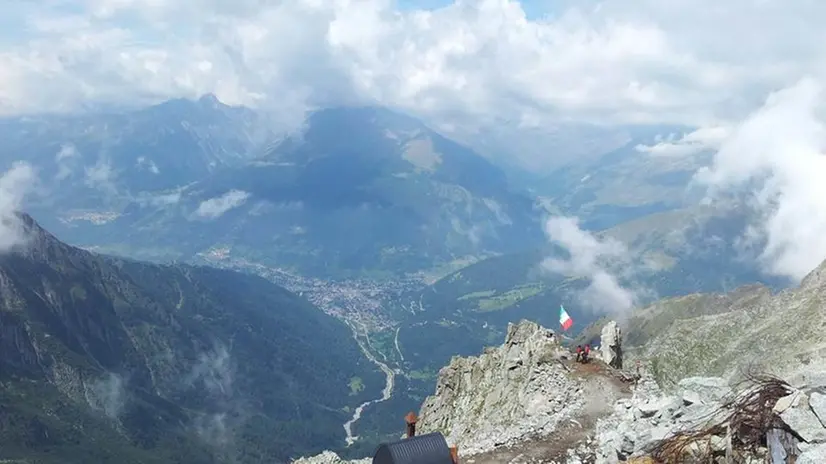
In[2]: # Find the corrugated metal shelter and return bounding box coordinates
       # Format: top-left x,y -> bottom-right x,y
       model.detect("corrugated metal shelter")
372,432 -> 454,464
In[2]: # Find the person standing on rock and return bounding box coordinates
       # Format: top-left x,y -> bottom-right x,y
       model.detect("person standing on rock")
575,345 -> 583,363
583,344 -> 591,363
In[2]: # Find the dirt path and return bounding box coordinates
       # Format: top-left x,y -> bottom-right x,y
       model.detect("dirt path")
464,360 -> 633,464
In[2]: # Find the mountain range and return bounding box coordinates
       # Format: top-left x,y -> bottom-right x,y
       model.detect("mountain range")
3,96 -> 715,280
0,94 -> 798,463
0,213 -> 384,463
9,102 -> 552,279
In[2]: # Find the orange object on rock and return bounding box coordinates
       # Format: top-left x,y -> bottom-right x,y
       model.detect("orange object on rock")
405,411 -> 418,437
449,446 -> 459,464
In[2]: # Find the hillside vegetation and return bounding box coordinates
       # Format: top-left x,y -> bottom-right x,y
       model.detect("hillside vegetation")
0,214 -> 384,463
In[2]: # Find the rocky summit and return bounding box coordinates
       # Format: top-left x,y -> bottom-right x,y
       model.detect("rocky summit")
294,313 -> 826,464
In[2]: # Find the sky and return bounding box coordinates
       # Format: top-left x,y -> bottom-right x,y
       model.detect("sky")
2,0 -> 825,131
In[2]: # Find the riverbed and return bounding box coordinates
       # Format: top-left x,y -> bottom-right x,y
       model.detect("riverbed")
344,330 -> 396,446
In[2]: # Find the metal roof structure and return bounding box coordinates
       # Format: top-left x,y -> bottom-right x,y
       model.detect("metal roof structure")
372,432 -> 455,464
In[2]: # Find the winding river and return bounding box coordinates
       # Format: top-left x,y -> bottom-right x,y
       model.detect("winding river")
344,330 -> 396,446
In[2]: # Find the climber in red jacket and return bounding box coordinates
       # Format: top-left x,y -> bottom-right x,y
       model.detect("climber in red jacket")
582,344 -> 591,363
575,345 -> 583,363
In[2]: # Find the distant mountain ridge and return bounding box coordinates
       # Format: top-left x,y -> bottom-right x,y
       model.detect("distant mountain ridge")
0,213 -> 384,463
36,105 -> 546,278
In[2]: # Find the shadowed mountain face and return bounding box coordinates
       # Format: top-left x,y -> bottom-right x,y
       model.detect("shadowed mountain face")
0,214 -> 384,464
48,106 -> 546,278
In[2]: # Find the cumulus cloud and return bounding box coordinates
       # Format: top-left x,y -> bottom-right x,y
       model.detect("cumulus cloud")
542,216 -> 639,315
194,190 -> 250,219
1,0 -> 825,134
0,162 -> 38,253
695,77 -> 826,282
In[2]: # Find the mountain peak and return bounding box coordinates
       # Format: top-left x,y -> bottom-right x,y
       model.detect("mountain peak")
2,211 -> 70,263
197,93 -> 222,107
800,257 -> 826,290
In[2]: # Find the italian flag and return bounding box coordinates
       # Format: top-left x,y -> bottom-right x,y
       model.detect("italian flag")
559,305 -> 573,331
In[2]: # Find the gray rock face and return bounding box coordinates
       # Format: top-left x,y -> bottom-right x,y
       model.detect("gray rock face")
599,321 -> 622,369
417,320 -> 583,456
588,372 -> 826,464
809,391 -> 826,427
798,442 -> 826,464
778,390 -> 826,443
590,374 -> 746,463
677,376 -> 732,406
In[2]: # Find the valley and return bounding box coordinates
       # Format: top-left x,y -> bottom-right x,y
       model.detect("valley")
2,1 -> 823,462
0,89 -> 808,463
194,253 -> 417,446
344,330 -> 397,446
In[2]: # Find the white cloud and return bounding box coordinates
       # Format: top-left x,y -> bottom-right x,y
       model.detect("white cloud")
542,215 -> 639,315
135,156 -> 160,174
0,162 -> 38,253
56,143 -> 78,161
88,372 -> 126,420
137,191 -> 182,207
55,143 -> 80,180
185,345 -> 235,448
194,190 -> 250,219
0,0 -> 824,133
695,77 -> 826,282
84,157 -> 117,194
636,126 -> 730,157
185,344 -> 233,398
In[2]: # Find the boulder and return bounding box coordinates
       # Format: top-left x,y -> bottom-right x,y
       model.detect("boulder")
774,391 -> 802,414
809,391 -> 826,427
677,377 -> 731,406
599,321 -> 623,369
779,393 -> 826,443
797,443 -> 826,464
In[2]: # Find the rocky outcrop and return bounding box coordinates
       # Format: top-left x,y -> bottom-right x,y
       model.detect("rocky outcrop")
591,374 -> 731,463
599,321 -> 623,369
588,371 -> 826,464
415,320 -> 580,455
626,259 -> 826,386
